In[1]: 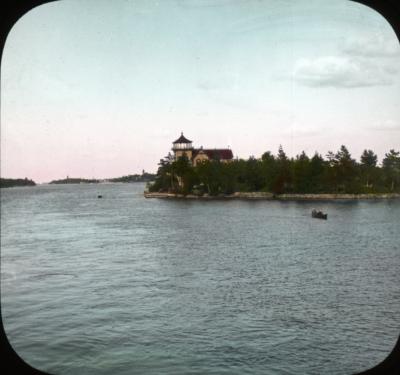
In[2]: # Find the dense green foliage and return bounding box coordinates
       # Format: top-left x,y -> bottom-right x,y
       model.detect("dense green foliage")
0,178 -> 36,188
148,147 -> 400,195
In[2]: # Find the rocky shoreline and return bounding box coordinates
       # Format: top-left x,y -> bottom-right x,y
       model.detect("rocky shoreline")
144,192 -> 400,200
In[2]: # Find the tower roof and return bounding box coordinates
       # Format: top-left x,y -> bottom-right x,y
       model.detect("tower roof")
173,132 -> 192,144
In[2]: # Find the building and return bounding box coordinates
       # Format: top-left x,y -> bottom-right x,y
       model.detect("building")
172,133 -> 234,166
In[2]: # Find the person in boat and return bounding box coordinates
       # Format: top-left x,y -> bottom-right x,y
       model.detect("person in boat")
312,210 -> 327,219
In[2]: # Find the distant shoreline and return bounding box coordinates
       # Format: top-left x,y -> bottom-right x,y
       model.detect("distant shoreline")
0,178 -> 36,188
0,181 -> 152,188
144,192 -> 400,200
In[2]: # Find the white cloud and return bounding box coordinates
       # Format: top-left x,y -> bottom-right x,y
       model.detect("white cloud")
293,55 -> 396,88
342,35 -> 400,58
293,34 -> 400,88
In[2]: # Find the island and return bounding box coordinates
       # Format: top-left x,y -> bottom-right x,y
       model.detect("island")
145,133 -> 400,200
0,178 -> 36,188
107,171 -> 156,183
49,177 -> 100,184
49,171 -> 156,185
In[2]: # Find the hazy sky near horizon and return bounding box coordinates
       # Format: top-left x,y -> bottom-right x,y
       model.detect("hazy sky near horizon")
1,0 -> 400,183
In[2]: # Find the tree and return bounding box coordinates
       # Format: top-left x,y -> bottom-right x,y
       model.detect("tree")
195,160 -> 223,195
277,145 -> 288,162
171,154 -> 197,194
292,151 -> 311,193
360,149 -> 378,167
245,156 -> 264,191
261,151 -> 274,163
260,151 -> 276,192
360,149 -> 378,189
272,145 -> 292,194
149,154 -> 176,192
382,149 -> 400,192
233,159 -> 249,192
309,152 -> 325,192
220,161 -> 237,194
326,151 -> 337,167
334,145 -> 359,193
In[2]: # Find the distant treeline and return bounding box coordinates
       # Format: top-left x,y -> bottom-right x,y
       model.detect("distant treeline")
0,178 -> 36,188
49,172 -> 156,184
49,178 -> 100,184
108,172 -> 156,183
149,146 -> 400,195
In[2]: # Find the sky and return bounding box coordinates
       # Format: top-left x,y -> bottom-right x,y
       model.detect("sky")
1,0 -> 400,183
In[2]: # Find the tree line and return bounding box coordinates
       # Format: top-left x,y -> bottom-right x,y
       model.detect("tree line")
49,177 -> 100,184
148,146 -> 400,195
108,171 -> 156,183
49,171 -> 156,184
0,178 -> 36,188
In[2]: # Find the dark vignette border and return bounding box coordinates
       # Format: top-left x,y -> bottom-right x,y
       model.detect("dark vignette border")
350,3 -> 400,372
1,1 -> 58,373
0,0 -> 399,374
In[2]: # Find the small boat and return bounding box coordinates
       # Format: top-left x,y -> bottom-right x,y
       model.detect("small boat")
97,195 -> 103,199
312,209 -> 327,220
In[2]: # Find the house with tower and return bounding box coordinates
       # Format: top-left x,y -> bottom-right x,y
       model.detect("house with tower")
172,133 -> 233,166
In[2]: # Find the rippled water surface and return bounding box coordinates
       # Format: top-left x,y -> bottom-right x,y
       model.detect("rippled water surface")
1,183 -> 399,375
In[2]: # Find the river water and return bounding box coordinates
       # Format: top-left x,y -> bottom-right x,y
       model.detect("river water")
1,183 -> 399,375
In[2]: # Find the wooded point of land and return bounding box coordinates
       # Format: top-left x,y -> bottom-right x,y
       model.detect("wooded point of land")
148,146 -> 400,196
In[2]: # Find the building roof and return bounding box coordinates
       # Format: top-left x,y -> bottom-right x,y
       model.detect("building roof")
193,148 -> 233,160
173,132 -> 192,144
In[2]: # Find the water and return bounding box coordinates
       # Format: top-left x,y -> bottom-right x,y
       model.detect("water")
1,183 -> 399,375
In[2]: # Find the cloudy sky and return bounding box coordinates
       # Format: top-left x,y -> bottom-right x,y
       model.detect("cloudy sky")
1,0 -> 400,183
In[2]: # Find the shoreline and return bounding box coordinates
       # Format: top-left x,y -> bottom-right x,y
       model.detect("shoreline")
144,192 -> 400,200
